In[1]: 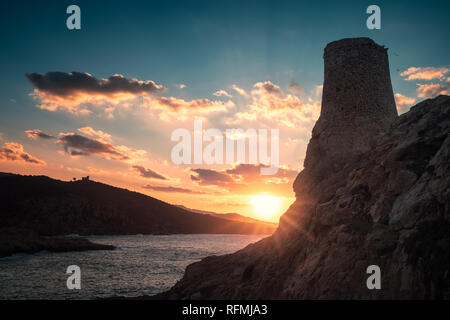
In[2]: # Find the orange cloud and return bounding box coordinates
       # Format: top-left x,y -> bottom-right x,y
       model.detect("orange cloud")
416,83 -> 449,98
190,163 -> 297,194
400,67 -> 450,81
145,96 -> 235,121
77,127 -> 112,143
0,142 -> 46,165
143,184 -> 206,194
213,89 -> 233,98
394,93 -> 416,114
25,129 -> 55,140
232,81 -> 320,128
26,71 -> 236,120
231,84 -> 248,97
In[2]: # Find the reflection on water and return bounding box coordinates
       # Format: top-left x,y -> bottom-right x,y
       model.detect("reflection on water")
0,234 -> 265,300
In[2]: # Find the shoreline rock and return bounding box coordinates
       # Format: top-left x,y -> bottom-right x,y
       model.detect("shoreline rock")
0,228 -> 115,258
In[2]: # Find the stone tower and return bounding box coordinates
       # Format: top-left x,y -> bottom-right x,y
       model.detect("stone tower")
303,38 -> 398,178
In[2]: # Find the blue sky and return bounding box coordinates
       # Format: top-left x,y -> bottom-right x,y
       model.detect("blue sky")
0,0 -> 448,220
1,0 -> 449,102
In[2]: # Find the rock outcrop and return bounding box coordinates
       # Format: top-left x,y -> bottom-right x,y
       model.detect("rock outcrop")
0,228 -> 115,258
158,38 -> 450,299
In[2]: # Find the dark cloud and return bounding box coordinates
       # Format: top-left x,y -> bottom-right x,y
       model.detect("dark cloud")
190,168 -> 234,186
286,82 -> 304,95
190,164 -> 297,192
25,129 -> 55,140
70,150 -> 89,156
226,163 -> 297,179
256,81 -> 284,96
0,142 -> 46,165
143,185 -> 205,194
26,72 -> 166,97
57,133 -> 127,160
132,165 -> 167,180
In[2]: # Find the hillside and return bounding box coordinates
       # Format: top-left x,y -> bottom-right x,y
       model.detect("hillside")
175,205 -> 278,227
0,173 -> 275,236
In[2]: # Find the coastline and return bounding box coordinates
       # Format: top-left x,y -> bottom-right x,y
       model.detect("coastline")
0,228 -> 115,258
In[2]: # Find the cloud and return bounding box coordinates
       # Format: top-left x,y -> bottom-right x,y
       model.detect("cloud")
213,89 -> 233,98
132,165 -> 167,180
250,81 -> 306,110
26,72 -> 166,97
286,82 -> 304,95
0,142 -> 46,165
57,133 -> 124,158
190,163 -> 298,191
145,96 -> 235,121
26,72 -> 166,115
26,71 -> 234,119
399,67 -> 449,101
400,67 -> 450,81
25,129 -> 55,140
177,84 -> 186,89
190,168 -> 234,186
394,93 -> 416,114
231,80 -> 320,128
254,81 -> 284,97
416,83 -> 449,98
149,96 -> 233,111
231,84 -> 248,97
77,127 -> 112,143
225,163 -> 297,181
142,184 -> 205,194
56,131 -> 146,162
315,84 -> 323,98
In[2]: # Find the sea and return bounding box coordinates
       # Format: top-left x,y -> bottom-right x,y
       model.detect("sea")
0,234 -> 266,300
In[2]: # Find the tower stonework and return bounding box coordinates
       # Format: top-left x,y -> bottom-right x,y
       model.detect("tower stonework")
303,38 -> 398,178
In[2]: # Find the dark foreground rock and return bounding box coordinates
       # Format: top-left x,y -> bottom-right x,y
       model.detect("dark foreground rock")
0,228 -> 115,258
156,73 -> 450,301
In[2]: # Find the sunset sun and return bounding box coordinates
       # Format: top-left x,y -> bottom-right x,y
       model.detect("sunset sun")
251,194 -> 281,219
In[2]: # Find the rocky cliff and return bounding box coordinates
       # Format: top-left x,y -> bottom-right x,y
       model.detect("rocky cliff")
158,39 -> 450,299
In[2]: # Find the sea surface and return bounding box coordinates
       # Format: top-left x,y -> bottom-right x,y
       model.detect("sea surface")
0,234 -> 266,300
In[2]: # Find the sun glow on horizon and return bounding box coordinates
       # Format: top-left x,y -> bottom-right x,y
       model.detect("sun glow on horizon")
251,194 -> 281,220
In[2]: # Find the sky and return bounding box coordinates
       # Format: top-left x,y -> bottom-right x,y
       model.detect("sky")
0,0 -> 449,222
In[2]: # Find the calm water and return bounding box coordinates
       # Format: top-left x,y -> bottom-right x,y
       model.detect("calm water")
0,234 -> 265,300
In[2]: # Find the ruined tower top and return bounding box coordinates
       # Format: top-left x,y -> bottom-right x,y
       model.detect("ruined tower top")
302,38 -> 398,177
321,37 -> 397,125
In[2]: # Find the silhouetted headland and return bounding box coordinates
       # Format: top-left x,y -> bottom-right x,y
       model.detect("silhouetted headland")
0,173 -> 276,257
